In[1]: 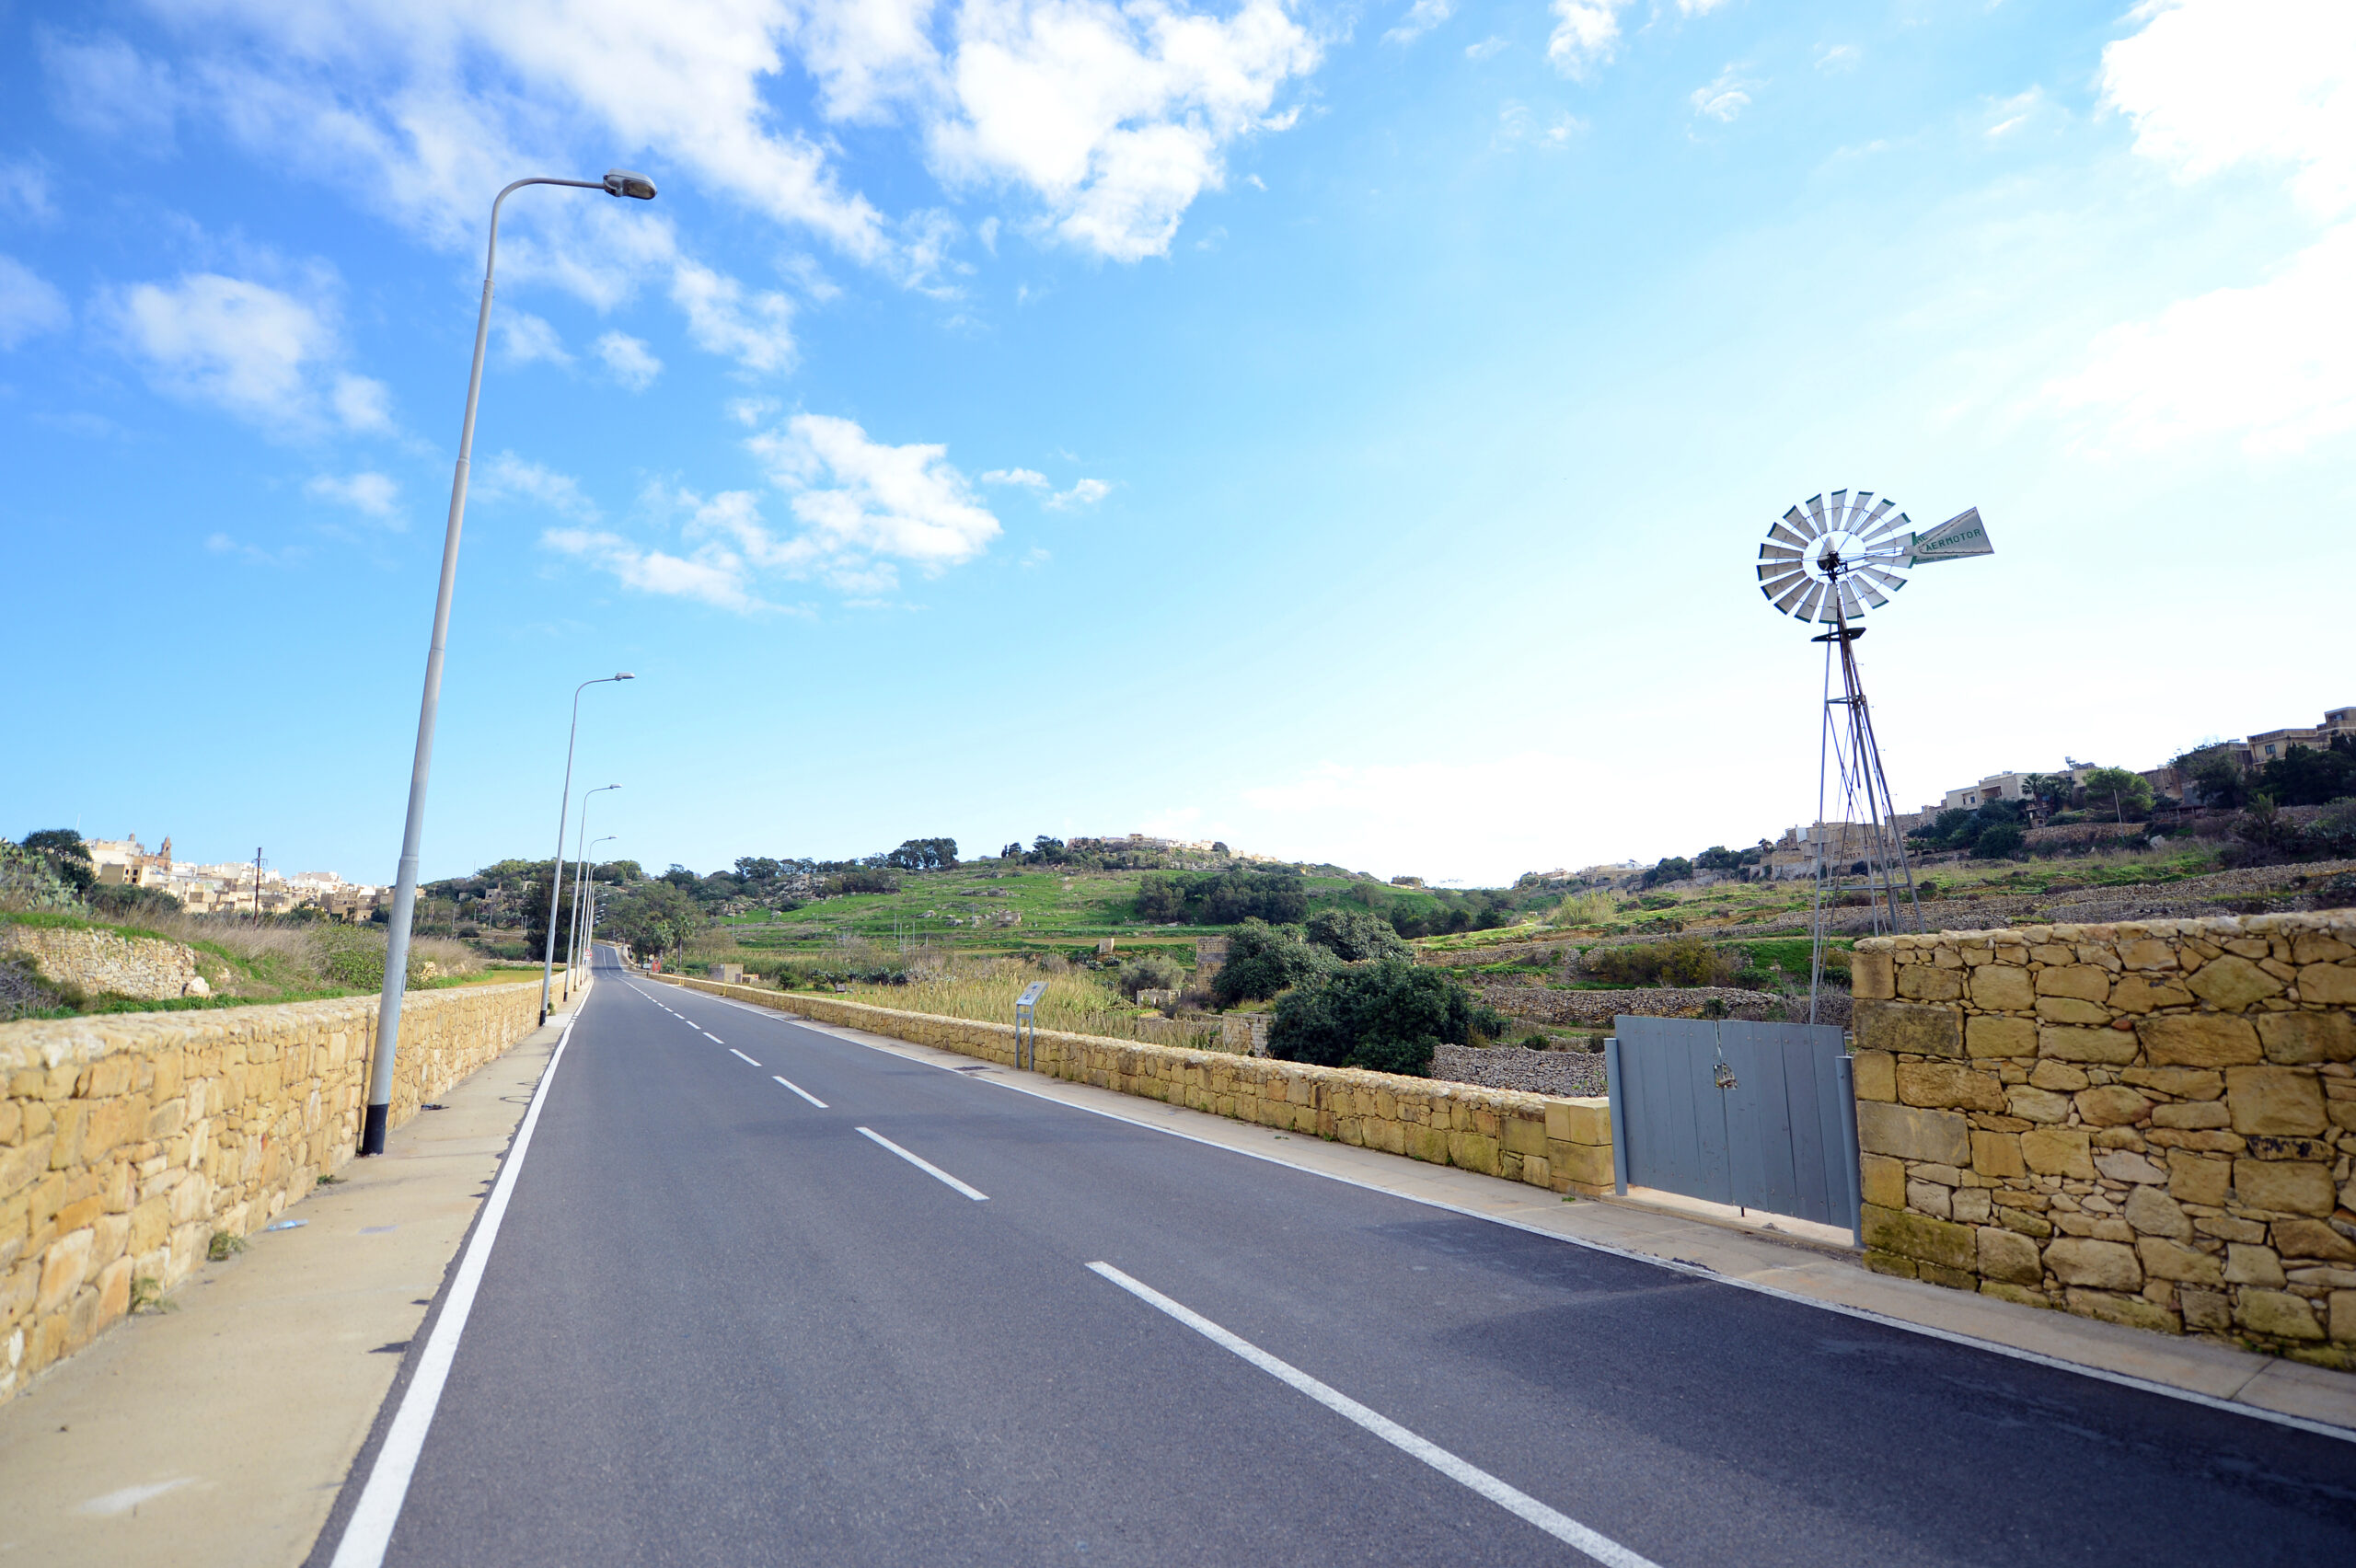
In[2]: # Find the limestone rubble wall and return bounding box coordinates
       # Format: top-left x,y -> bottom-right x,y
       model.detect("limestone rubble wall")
0,978 -> 547,1404
660,975 -> 1616,1199
1849,913 -> 2356,1366
1,924 -> 201,1001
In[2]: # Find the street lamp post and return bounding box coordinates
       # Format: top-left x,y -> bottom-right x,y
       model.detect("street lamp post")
361,168 -> 657,1159
564,789 -> 620,997
539,679 -> 633,1021
575,833 -> 617,979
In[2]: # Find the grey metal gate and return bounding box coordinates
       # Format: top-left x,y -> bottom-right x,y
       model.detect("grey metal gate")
1605,1016 -> 1863,1243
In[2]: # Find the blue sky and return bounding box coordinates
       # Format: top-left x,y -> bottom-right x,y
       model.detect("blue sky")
4,0 -> 2351,886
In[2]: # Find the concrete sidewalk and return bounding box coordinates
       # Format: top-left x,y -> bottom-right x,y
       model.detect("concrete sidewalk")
742,998 -> 2356,1441
0,1004 -> 573,1565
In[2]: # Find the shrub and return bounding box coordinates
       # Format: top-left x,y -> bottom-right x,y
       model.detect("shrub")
1582,937 -> 1737,988
1116,952 -> 1184,1000
1265,957 -> 1507,1077
1211,918 -> 1337,1005
2307,797 -> 2356,859
1971,824 -> 2026,859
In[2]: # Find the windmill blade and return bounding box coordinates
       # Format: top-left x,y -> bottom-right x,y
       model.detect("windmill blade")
1773,576 -> 1814,616
1908,506 -> 1993,563
1758,541 -> 1805,561
1858,499 -> 1903,540
1758,561 -> 1804,586
1795,582 -> 1827,621
1836,582 -> 1867,620
1769,522 -> 1809,548
1828,489 -> 1850,527
1805,493 -> 1829,533
1855,579 -> 1889,609
1781,506 -> 1819,541
1846,491 -> 1875,527
1854,565 -> 1910,594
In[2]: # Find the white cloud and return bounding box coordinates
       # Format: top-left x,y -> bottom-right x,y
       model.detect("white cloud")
923,0 -> 1321,259
671,260 -> 797,375
1385,0 -> 1452,46
541,413 -> 1002,605
544,524 -> 764,612
1815,43 -> 1859,73
2048,0 -> 2356,454
981,467 -> 1049,487
748,412 -> 1002,587
40,33 -> 180,145
1983,86 -> 2043,141
1045,477 -> 1110,509
0,256 -> 69,349
107,271 -> 388,434
1690,65 -> 1754,123
1496,101 -> 1580,149
306,470 -> 400,519
1464,36 -> 1507,62
1546,0 -> 1626,77
2047,222 -> 2356,455
2099,0 -> 2355,216
500,311 -> 573,368
476,452 -> 602,520
1021,545 -> 1051,567
595,330 -> 663,391
0,164 -> 59,225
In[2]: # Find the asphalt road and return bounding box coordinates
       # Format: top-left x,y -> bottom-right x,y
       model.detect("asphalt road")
319,950 -> 2356,1567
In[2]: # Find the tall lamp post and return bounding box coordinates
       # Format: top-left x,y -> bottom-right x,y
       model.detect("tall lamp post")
574,833 -> 617,979
361,168 -> 657,1160
540,678 -> 634,1021
564,789 -> 620,997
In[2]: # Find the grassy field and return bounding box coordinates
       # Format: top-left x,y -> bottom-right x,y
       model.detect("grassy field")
0,907 -> 546,1020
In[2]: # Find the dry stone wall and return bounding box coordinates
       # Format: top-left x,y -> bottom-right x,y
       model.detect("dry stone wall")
0,978 -> 546,1404
1,924 -> 204,1001
1849,913 -> 2356,1367
662,976 -> 1618,1199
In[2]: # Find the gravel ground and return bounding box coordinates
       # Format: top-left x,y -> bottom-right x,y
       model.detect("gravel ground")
1431,1043 -> 1611,1097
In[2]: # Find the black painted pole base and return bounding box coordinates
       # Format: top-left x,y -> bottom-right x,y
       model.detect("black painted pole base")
360,1101 -> 389,1157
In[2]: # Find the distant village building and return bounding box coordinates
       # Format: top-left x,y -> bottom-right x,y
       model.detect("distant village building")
76,834 -> 385,918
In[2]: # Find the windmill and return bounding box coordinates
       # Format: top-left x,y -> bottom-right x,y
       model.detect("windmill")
1757,491 -> 1993,1020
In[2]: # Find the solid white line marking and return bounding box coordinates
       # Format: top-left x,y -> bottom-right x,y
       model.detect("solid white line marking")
773,1075 -> 827,1108
856,1126 -> 988,1201
1086,1262 -> 1658,1567
730,1048 -> 760,1066
329,1006 -> 583,1568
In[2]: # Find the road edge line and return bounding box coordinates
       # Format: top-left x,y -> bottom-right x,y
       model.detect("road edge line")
326,1004 -> 584,1567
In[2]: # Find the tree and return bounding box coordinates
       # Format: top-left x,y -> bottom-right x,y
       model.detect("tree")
1971,823 -> 2027,859
2079,766 -> 2155,824
1693,846 -> 1741,872
1265,958 -> 1507,1078
1638,857 -> 1692,890
2253,735 -> 2356,807
1210,919 -> 1337,1005
1304,907 -> 1411,963
2172,746 -> 2248,810
1001,842 -> 1022,860
884,837 -> 959,871
2019,773 -> 2078,814
19,829 -> 94,894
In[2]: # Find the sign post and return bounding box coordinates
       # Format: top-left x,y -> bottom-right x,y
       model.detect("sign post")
1014,980 -> 1046,1071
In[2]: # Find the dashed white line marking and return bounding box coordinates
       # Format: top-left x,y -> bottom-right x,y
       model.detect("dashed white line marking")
772,1075 -> 827,1108
856,1126 -> 988,1201
706,1032 -> 727,1043
729,1048 -> 761,1066
1085,1262 -> 1658,1567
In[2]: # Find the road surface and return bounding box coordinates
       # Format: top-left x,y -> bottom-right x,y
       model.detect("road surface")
314,949 -> 2356,1566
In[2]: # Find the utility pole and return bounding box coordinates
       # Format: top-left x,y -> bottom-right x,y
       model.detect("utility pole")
254,847 -> 264,925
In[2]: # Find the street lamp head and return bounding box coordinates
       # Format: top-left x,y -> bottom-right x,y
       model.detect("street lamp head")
614,672 -> 636,681
604,169 -> 657,201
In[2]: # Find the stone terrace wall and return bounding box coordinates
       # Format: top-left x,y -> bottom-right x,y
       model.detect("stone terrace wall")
0,979 -> 548,1403
1849,914 -> 2356,1366
661,976 -> 1616,1199
1,925 -> 202,1002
